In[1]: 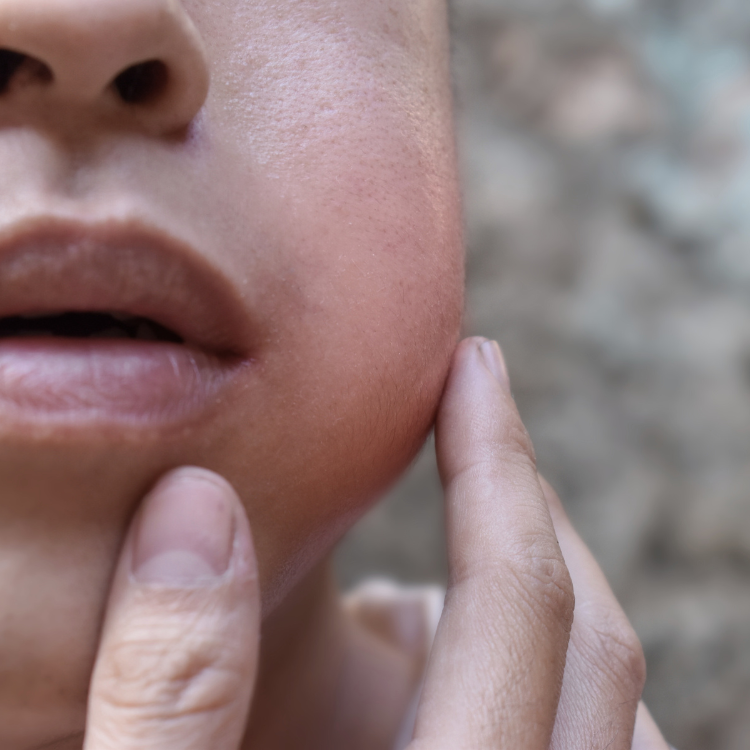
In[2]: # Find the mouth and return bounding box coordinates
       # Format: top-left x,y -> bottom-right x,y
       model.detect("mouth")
0,219 -> 254,428
0,311 -> 183,342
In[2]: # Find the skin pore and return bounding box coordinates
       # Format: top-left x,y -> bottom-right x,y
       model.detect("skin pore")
0,0 -> 463,748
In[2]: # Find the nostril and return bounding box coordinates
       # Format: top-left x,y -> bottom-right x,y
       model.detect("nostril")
113,60 -> 168,104
0,49 -> 53,95
0,0 -> 208,132
0,50 -> 27,94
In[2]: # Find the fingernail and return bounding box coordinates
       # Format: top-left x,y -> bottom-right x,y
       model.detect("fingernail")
479,339 -> 511,392
132,469 -> 236,584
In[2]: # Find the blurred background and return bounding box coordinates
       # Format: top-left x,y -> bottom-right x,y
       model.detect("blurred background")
336,0 -> 750,747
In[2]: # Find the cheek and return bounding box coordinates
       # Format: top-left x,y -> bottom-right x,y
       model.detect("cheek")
204,209 -> 463,612
195,149 -> 464,612
177,0 -> 463,609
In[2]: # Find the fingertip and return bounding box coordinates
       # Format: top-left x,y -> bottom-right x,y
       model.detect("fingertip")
153,465 -> 239,499
437,337 -> 529,479
132,466 -> 257,586
227,478 -> 259,583
448,336 -> 511,397
478,339 -> 511,391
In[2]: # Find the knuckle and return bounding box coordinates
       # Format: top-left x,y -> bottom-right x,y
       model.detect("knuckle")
580,607 -> 647,699
452,522 -> 575,633
96,617 -> 243,718
509,548 -> 575,628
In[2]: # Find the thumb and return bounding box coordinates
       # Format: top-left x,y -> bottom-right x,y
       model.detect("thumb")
84,467 -> 260,750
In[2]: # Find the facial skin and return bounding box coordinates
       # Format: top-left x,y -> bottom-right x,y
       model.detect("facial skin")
0,0 -> 463,746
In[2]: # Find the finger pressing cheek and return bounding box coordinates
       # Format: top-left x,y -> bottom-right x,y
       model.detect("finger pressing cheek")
413,339 -> 574,750
541,477 -> 649,750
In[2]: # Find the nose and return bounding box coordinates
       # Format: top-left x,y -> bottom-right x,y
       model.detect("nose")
0,0 -> 209,134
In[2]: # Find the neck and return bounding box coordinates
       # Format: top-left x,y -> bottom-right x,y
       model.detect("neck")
243,561 -> 418,750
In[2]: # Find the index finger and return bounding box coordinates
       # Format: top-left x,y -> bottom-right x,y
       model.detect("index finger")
410,338 -> 574,750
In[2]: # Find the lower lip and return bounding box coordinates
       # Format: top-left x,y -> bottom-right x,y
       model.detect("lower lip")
0,339 -> 233,425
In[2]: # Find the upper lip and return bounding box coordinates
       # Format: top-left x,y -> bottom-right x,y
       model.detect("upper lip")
0,217 -> 253,358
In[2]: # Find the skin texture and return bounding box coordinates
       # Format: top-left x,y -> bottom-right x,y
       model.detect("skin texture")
0,0 -> 463,746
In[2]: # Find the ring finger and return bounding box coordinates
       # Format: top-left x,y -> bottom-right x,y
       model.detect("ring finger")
541,477 -> 670,750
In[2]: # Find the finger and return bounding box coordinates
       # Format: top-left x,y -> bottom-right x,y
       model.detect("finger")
632,702 -> 673,750
84,467 -> 260,750
540,478 -> 653,750
411,338 -> 574,750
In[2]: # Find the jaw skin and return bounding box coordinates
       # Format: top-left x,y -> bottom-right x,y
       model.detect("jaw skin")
0,0 -> 464,747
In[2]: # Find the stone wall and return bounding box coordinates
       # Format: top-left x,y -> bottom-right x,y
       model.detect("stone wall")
337,1 -> 750,747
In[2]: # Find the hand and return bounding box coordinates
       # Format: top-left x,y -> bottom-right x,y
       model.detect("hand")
410,337 -> 671,750
83,468 -> 260,750
79,338 -> 673,750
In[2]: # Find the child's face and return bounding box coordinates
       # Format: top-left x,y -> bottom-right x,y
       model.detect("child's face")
0,0 -> 462,741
